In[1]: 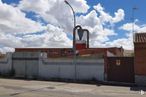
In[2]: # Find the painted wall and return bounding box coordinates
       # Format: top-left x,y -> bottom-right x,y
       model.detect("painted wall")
134,43 -> 146,85
0,53 -> 12,74
134,43 -> 146,75
0,52 -> 104,81
39,54 -> 104,81
12,52 -> 39,78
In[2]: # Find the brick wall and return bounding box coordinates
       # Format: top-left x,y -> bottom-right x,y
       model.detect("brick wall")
134,43 -> 146,75
15,47 -> 124,58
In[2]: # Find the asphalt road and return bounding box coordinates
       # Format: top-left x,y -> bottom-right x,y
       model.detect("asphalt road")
0,78 -> 145,97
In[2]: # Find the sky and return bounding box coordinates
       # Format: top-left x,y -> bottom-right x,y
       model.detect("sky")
0,0 -> 146,53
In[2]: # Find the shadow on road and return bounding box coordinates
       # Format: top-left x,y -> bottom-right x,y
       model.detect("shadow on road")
130,86 -> 146,91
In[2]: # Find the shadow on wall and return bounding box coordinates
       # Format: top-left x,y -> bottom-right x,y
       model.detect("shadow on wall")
0,69 -> 15,77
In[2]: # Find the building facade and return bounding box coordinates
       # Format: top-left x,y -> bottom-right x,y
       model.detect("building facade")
134,33 -> 146,85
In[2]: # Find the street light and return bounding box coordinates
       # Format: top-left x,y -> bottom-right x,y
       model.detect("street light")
64,0 -> 77,80
64,0 -> 76,28
132,7 -> 138,42
132,7 -> 138,33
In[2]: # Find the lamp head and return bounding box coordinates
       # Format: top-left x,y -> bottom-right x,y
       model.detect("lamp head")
64,0 -> 69,4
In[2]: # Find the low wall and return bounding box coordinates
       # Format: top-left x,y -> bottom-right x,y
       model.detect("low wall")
0,52 -> 105,82
12,52 -> 39,78
0,53 -> 12,74
39,57 -> 104,81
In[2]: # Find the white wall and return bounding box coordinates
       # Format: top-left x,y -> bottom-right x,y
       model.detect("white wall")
0,53 -> 12,74
12,52 -> 39,78
0,52 -> 105,81
76,62 -> 104,81
39,53 -> 104,81
38,59 -> 75,80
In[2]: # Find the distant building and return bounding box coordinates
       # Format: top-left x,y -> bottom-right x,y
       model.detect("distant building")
15,47 -> 124,58
123,50 -> 134,57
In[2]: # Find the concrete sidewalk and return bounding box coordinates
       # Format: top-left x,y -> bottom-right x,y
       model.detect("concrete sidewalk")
0,78 -> 145,97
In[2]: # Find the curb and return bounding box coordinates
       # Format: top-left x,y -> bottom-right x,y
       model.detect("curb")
98,81 -> 137,87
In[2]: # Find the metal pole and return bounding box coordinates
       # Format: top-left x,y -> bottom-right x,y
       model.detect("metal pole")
64,0 -> 77,81
132,7 -> 138,39
132,8 -> 135,33
64,0 -> 76,28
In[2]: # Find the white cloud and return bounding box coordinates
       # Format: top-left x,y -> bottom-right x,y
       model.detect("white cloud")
0,24 -> 72,53
138,26 -> 146,32
0,47 -> 14,54
114,22 -> 146,50
78,3 -> 129,50
77,3 -> 125,48
78,10 -> 100,27
43,24 -> 72,47
112,9 -> 125,23
93,3 -> 104,11
21,24 -> 72,48
0,1 -> 45,34
19,0 -> 89,14
120,23 -> 146,33
18,0 -> 89,33
0,1 -> 131,53
119,23 -> 140,32
70,0 -> 89,13
93,3 -> 125,24
0,0 -> 74,53
18,0 -> 56,14
18,1 -> 124,45
105,38 -> 133,50
104,23 -> 138,50
0,33 -> 23,48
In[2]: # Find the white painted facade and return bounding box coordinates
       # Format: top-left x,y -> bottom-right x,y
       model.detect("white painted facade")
39,53 -> 104,81
0,53 -> 12,74
0,52 -> 104,81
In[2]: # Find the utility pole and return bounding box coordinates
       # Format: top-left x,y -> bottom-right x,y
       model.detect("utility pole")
132,7 -> 138,33
132,7 -> 138,42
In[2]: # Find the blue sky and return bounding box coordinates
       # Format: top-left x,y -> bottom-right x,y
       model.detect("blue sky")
86,0 -> 146,19
3,0 -> 146,25
86,0 -> 146,39
0,0 -> 146,52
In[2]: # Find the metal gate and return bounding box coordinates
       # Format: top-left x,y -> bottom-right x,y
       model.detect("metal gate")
12,52 -> 39,79
107,57 -> 134,83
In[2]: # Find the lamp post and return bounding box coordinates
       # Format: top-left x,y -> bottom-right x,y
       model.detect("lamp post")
132,7 -> 138,33
64,0 -> 77,80
64,0 -> 76,28
132,7 -> 138,42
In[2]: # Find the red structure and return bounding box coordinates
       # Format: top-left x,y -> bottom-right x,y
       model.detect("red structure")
134,33 -> 146,75
15,47 -> 123,58
73,25 -> 89,50
75,41 -> 87,50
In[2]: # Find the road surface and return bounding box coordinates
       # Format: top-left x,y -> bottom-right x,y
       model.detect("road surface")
0,78 -> 145,97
